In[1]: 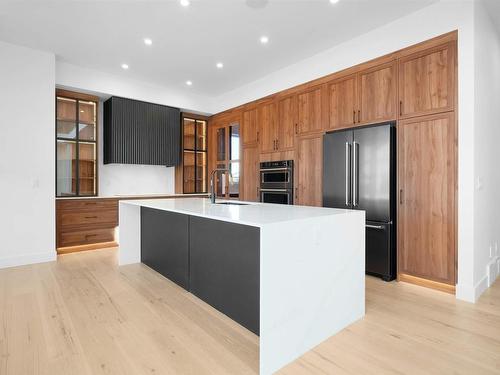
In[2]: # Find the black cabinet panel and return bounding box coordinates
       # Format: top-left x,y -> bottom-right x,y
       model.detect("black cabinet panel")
104,96 -> 181,166
189,216 -> 260,335
141,207 -> 189,289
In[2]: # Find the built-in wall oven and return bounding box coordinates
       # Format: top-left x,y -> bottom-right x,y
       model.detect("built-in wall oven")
259,160 -> 294,205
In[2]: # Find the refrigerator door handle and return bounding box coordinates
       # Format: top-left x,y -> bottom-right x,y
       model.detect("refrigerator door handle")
345,142 -> 351,206
353,141 -> 358,207
366,224 -> 384,230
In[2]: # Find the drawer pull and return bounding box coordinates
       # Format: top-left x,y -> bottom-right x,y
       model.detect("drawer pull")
84,202 -> 97,205
85,234 -> 98,238
85,216 -> 98,219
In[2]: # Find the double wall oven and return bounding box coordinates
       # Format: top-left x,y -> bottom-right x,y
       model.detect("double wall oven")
259,160 -> 294,205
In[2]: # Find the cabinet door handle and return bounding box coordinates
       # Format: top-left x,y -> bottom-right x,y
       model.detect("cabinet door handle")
353,110 -> 356,124
295,123 -> 298,134
399,189 -> 403,205
273,140 -> 276,150
85,216 -> 98,219
295,187 -> 298,200
276,139 -> 279,150
84,202 -> 96,206
257,131 -> 259,142
85,234 -> 97,238
399,101 -> 403,116
358,110 -> 361,123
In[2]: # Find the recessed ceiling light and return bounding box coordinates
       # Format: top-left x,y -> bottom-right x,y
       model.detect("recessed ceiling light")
144,38 -> 152,46
186,80 -> 193,86
121,63 -> 129,70
329,0 -> 339,3
260,35 -> 269,44
180,0 -> 190,6
216,62 -> 224,69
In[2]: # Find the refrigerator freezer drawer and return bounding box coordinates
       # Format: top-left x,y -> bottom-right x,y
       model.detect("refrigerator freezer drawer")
365,221 -> 396,281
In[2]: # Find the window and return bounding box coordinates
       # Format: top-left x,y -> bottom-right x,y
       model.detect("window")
212,121 -> 240,199
56,91 -> 98,197
182,117 -> 208,193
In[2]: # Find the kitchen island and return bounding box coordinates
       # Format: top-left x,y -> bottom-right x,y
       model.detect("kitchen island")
119,198 -> 365,375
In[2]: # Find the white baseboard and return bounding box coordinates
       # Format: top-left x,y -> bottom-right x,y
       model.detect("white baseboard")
456,275 -> 488,303
487,256 -> 500,287
0,251 -> 56,270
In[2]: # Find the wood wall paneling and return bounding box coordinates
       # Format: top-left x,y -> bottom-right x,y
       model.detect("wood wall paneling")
397,112 -> 456,285
258,101 -> 277,153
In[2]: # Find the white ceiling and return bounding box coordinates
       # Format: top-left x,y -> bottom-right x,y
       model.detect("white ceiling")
0,0 -> 437,97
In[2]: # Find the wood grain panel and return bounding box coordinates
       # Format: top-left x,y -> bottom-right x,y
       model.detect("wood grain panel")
295,134 -> 323,207
276,94 -> 296,151
60,227 -> 115,248
327,74 -> 357,130
399,42 -> 455,118
242,107 -> 258,146
297,85 -> 324,135
397,112 -> 456,285
359,61 -> 397,124
241,145 -> 260,202
60,209 -> 118,227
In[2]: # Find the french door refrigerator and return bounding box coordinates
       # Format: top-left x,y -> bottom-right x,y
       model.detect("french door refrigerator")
323,122 -> 396,281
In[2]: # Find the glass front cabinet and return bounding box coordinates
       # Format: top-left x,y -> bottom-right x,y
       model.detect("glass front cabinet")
182,116 -> 208,194
56,91 -> 98,197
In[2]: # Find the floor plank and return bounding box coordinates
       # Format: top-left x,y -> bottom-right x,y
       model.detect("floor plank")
0,248 -> 498,375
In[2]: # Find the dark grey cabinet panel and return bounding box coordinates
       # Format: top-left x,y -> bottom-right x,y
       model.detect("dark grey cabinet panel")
104,96 -> 181,166
189,216 -> 260,335
141,207 -> 189,290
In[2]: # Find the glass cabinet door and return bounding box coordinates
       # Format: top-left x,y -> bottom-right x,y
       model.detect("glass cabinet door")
182,117 -> 208,193
57,97 -> 77,139
78,142 -> 96,196
78,101 -> 96,141
183,150 -> 195,194
56,140 -> 77,196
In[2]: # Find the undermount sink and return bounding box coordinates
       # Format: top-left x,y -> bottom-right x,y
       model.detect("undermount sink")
213,201 -> 249,206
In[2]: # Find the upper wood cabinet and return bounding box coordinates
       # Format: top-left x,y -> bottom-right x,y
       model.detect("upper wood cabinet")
358,61 -> 397,124
295,134 -> 323,207
242,107 -> 259,146
327,74 -> 358,130
398,42 -> 456,119
397,112 -> 456,285
258,101 -> 277,153
241,144 -> 260,202
297,85 -> 324,135
276,94 -> 296,151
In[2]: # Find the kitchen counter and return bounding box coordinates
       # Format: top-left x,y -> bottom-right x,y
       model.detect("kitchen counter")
119,198 -> 365,375
55,193 -> 208,200
121,197 -> 356,227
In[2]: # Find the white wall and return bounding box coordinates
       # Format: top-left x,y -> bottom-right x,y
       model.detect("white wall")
472,0 -> 500,297
0,41 -> 56,267
96,101 -> 175,196
211,0 -> 478,302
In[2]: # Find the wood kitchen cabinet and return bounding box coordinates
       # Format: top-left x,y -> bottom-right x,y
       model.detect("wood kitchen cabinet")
398,42 -> 456,119
397,112 -> 456,288
327,74 -> 358,130
242,107 -> 259,146
276,94 -> 296,151
258,101 -> 277,153
358,61 -> 397,124
241,144 -> 260,202
295,133 -> 323,207
297,85 -> 325,135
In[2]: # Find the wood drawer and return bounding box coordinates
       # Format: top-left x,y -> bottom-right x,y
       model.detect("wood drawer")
60,209 -> 118,227
57,199 -> 118,212
60,228 -> 115,248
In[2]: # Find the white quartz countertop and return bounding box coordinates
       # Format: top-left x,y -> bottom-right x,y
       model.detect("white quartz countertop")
121,197 -> 361,227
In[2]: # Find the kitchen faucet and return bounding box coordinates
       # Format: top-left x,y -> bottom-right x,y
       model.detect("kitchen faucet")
209,168 -> 232,204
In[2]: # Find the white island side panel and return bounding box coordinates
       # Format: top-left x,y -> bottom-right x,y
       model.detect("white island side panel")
259,210 -> 365,375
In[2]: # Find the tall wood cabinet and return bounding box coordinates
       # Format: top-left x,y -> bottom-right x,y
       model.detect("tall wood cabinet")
241,145 -> 260,202
295,134 -> 323,206
397,112 -> 456,287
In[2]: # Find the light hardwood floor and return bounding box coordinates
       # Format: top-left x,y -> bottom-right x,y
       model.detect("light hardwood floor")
0,248 -> 498,375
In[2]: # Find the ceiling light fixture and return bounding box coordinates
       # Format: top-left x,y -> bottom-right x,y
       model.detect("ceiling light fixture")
121,63 -> 129,70
260,35 -> 269,44
186,80 -> 193,86
329,0 -> 339,4
180,0 -> 190,6
216,62 -> 224,69
144,38 -> 152,46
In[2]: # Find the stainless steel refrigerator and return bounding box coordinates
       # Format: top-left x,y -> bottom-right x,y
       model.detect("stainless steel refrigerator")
323,122 -> 396,281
